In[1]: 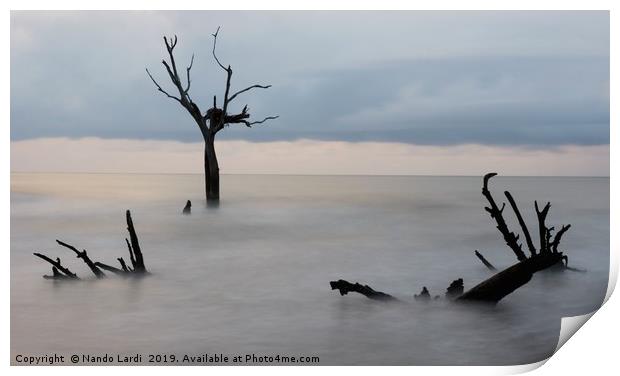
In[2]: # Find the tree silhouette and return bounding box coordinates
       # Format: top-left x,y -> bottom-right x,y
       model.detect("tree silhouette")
147,27 -> 278,203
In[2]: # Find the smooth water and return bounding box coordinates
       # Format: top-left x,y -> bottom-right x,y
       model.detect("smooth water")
10,173 -> 609,365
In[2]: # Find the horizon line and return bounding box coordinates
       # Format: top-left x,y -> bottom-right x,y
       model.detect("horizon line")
9,171 -> 610,178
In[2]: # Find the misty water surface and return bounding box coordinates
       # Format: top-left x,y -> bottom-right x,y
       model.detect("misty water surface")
10,174 -> 609,365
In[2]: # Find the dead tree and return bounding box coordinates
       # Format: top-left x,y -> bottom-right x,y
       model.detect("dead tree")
34,210 -> 148,280
146,27 -> 278,203
330,173 -> 575,304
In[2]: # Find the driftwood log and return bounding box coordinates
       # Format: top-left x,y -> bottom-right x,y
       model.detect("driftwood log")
330,280 -> 397,301
458,252 -> 563,302
34,210 -> 148,279
330,173 -> 575,304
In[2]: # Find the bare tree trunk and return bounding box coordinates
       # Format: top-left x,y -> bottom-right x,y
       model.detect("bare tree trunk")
458,252 -> 564,303
204,137 -> 220,203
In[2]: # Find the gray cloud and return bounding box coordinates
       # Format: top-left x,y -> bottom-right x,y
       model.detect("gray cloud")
10,11 -> 609,146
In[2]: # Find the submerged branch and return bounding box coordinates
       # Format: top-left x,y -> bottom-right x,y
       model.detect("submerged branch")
329,279 -> 397,301
94,262 -> 128,276
474,250 -> 497,271
33,253 -> 78,279
56,240 -> 105,278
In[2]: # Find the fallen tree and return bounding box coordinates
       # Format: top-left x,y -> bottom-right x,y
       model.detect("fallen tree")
330,173 -> 575,304
34,210 -> 148,279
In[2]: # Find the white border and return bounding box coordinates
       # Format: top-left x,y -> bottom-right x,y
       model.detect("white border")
3,2 -> 617,375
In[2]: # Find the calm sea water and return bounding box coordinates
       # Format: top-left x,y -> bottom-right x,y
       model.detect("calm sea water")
10,173 -> 609,365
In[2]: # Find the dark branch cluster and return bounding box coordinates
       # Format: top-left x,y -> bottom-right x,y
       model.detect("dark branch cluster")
481,173 -> 571,263
34,210 -> 147,280
330,173 -> 577,305
146,27 -> 279,138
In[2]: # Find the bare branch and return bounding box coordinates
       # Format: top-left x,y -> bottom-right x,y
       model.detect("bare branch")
185,53 -> 194,93
535,201 -> 552,253
474,250 -> 497,271
230,104 -> 248,117
164,35 -> 178,51
125,238 -> 136,270
211,26 -> 227,71
481,173 -> 527,262
208,27 -> 276,135
118,257 -> 132,272
222,65 -> 232,113
126,210 -> 146,273
164,35 -> 180,80
148,36 -> 205,128
228,84 -> 272,103
211,27 -> 234,133
146,68 -> 182,104
33,253 -> 78,279
56,239 -> 105,278
240,115 -> 279,128
94,262 -> 127,276
162,60 -> 179,87
551,224 -> 571,253
505,191 -> 537,256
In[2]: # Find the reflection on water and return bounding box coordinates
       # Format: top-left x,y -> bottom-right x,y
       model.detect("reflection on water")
11,174 -> 609,365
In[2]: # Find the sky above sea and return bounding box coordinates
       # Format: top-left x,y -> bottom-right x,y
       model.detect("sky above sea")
10,11 -> 610,175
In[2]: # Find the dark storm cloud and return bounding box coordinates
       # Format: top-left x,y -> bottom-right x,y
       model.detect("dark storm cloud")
10,11 -> 609,146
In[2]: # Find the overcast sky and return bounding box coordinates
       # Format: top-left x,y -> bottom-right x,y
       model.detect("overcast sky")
10,11 -> 610,175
